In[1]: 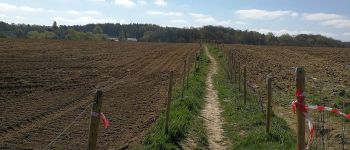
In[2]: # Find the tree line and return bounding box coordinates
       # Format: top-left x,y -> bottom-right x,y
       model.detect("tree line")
0,21 -> 349,47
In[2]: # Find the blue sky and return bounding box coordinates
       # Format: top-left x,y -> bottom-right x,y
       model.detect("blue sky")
1,0 -> 350,41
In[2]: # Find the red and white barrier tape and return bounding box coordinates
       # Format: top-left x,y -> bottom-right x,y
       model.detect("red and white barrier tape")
92,112 -> 110,128
292,88 -> 350,150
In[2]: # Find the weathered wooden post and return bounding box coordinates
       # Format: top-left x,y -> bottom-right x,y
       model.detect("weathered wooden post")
88,90 -> 103,150
194,53 -> 197,72
197,53 -> 201,71
186,57 -> 190,88
342,101 -> 345,150
243,66 -> 247,105
227,52 -> 232,81
233,56 -> 236,84
295,67 -> 306,150
266,76 -> 272,135
231,52 -> 234,82
181,60 -> 187,98
165,71 -> 174,134
200,47 -> 204,57
238,62 -> 241,92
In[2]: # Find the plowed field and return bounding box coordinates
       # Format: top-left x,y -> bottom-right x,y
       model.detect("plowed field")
0,39 -> 198,149
228,44 -> 350,97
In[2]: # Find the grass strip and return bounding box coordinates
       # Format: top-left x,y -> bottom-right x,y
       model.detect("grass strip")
142,50 -> 210,150
208,44 -> 296,149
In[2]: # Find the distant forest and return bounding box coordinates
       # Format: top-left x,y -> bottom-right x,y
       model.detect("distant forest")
1,21 -> 349,47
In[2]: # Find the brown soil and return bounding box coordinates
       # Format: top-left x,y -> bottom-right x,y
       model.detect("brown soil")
0,39 -> 198,149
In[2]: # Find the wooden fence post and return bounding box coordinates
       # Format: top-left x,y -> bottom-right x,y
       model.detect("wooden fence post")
194,53 -> 198,73
266,76 -> 272,135
186,57 -> 190,88
165,71 -> 174,134
238,62 -> 241,92
227,51 -> 230,79
231,52 -> 234,82
295,67 -> 306,150
201,47 -> 204,57
243,66 -> 247,105
88,90 -> 103,150
181,60 -> 187,98
197,53 -> 201,71
233,57 -> 236,84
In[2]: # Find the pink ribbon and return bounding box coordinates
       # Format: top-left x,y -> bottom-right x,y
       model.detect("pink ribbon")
99,113 -> 110,128
291,88 -> 349,150
92,112 -> 110,128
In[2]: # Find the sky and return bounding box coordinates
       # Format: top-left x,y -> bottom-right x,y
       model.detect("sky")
0,0 -> 350,41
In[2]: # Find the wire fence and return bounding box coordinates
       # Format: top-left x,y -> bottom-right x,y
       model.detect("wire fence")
216,43 -> 349,150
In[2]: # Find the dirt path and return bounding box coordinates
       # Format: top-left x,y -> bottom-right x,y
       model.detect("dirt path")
201,46 -> 228,149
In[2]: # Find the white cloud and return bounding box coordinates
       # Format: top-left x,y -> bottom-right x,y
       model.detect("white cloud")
170,19 -> 187,23
67,10 -> 80,15
138,0 -> 148,5
217,20 -> 231,26
342,32 -> 350,36
85,10 -> 102,15
250,28 -> 336,38
189,13 -> 233,26
303,13 -> 350,29
190,13 -> 216,23
233,21 -> 246,25
154,0 -> 167,6
14,16 -> 26,20
75,17 -> 115,23
236,9 -> 298,20
19,6 -> 43,12
53,17 -> 65,21
0,14 -> 7,18
252,28 -> 313,36
114,0 -> 135,7
0,2 -> 44,13
51,16 -> 120,25
48,9 -> 56,13
65,10 -> 103,16
321,19 -> 350,28
302,13 -> 343,21
343,32 -> 350,36
147,10 -> 183,17
291,12 -> 299,17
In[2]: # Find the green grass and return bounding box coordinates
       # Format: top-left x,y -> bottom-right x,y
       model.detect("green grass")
185,115 -> 209,150
142,50 -> 210,150
207,44 -> 296,149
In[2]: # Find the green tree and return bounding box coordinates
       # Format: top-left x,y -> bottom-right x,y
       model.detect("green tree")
81,32 -> 95,40
52,21 -> 58,30
93,25 -> 103,34
65,28 -> 81,40
56,26 -> 66,39
265,32 -> 277,45
42,31 -> 57,39
27,31 -> 40,39
0,32 -> 6,38
278,34 -> 295,45
139,31 -> 155,42
15,28 -> 24,38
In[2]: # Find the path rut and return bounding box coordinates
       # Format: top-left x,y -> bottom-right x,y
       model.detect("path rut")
201,46 -> 228,150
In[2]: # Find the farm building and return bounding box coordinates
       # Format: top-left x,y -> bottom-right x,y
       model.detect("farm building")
126,38 -> 137,42
108,38 -> 119,42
